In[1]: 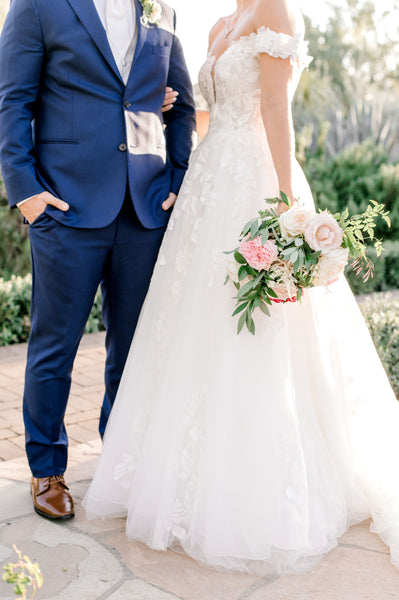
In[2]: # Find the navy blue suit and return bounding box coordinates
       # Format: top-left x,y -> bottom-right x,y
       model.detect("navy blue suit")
0,0 -> 196,476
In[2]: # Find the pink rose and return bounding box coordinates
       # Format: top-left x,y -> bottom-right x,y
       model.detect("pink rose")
239,237 -> 279,271
305,212 -> 343,253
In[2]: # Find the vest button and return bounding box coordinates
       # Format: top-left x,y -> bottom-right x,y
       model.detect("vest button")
118,143 -> 127,152
124,100 -> 131,109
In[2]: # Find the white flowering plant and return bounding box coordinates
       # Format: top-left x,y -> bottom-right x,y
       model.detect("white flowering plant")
225,193 -> 390,335
139,0 -> 162,27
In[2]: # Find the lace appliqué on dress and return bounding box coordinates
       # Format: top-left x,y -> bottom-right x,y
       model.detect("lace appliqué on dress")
251,26 -> 313,69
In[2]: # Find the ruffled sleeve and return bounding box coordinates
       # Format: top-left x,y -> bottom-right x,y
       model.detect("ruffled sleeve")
252,26 -> 313,68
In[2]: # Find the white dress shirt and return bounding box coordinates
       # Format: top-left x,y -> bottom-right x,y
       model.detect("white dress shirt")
18,0 -> 138,207
93,0 -> 138,85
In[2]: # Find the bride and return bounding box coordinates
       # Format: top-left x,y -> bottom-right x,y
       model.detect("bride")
84,0 -> 399,574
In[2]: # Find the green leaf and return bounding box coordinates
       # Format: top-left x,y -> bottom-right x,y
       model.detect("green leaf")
242,221 -> 253,237
238,266 -> 248,281
232,303 -> 248,317
253,297 -> 261,309
280,191 -> 291,206
224,274 -> 230,286
234,251 -> 247,265
261,229 -> 270,245
237,311 -> 246,334
236,279 -> 256,298
259,301 -> 270,316
250,221 -> 259,239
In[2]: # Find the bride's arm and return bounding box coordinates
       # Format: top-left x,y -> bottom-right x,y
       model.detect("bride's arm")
255,0 -> 299,214
259,55 -> 295,214
196,110 -> 210,137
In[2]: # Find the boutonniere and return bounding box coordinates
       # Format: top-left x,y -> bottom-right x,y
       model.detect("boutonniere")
140,0 -> 162,27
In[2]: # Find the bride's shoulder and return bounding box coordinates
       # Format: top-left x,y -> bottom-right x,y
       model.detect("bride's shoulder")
253,0 -> 304,37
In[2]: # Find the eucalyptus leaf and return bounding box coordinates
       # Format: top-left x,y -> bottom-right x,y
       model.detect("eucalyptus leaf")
237,311 -> 246,334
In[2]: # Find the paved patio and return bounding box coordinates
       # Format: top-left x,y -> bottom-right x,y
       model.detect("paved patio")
1,333 -> 399,599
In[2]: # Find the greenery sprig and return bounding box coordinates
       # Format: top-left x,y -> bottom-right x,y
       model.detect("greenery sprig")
2,546 -> 43,599
334,200 -> 391,281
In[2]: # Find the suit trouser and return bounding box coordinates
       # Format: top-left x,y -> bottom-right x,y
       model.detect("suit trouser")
24,195 -> 166,477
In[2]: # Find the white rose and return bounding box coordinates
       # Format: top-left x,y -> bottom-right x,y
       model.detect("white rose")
305,212 -> 344,253
312,248 -> 349,287
151,1 -> 162,21
279,207 -> 314,241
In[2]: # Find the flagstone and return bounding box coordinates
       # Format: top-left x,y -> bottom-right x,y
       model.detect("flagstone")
103,531 -> 261,600
247,546 -> 399,600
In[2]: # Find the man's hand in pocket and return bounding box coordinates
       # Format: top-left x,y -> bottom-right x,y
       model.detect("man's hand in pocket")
162,193 -> 177,211
19,192 -> 69,224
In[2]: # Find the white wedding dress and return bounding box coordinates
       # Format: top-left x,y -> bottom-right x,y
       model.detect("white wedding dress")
84,26 -> 399,574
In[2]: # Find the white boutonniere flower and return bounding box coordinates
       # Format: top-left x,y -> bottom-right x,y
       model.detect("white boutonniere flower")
140,0 -> 162,27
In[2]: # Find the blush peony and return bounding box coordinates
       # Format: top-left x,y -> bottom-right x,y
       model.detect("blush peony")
239,237 -> 279,271
312,248 -> 349,287
279,207 -> 313,241
305,212 -> 344,253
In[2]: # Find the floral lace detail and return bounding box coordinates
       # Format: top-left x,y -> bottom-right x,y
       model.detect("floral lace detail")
170,385 -> 207,542
251,26 -> 313,69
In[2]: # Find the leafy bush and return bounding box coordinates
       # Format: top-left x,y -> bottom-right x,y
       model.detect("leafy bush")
302,140 -> 399,243
0,275 -> 104,346
360,294 -> 399,398
0,177 -> 31,278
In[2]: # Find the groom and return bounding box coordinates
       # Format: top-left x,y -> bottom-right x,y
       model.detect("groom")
0,0 -> 195,519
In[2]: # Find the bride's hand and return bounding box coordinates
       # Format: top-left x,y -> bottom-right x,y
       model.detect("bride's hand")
161,87 -> 178,113
276,194 -> 298,216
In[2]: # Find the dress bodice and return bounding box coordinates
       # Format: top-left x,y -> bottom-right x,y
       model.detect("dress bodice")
198,26 -> 312,133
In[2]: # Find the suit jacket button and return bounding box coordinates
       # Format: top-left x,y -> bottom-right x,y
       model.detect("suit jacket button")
118,143 -> 127,152
124,100 -> 131,108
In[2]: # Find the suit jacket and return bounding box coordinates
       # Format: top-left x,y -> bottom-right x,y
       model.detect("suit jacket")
0,0 -> 196,228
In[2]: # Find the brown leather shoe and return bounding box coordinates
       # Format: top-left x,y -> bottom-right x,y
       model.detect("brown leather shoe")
31,475 -> 74,520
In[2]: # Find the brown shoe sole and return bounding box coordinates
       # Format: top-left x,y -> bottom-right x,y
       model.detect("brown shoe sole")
33,505 -> 75,520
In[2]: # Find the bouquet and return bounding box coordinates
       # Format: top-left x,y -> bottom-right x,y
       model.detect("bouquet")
225,193 -> 390,335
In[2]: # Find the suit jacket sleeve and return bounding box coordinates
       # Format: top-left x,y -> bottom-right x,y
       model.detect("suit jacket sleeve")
0,0 -> 46,208
163,13 -> 196,196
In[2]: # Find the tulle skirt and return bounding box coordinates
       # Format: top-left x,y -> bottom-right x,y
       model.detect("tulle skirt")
84,125 -> 399,574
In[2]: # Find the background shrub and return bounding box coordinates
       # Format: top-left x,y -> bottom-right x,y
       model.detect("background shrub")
0,275 -> 104,346
0,178 -> 31,279
360,294 -> 399,399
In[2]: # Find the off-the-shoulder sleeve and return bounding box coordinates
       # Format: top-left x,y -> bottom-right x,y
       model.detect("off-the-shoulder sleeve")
252,26 -> 312,68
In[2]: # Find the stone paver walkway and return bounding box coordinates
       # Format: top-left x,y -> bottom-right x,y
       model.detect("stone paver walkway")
1,333 -> 399,599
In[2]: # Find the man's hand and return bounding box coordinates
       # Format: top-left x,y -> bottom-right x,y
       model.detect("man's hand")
162,193 -> 177,211
161,87 -> 178,113
19,191 -> 69,224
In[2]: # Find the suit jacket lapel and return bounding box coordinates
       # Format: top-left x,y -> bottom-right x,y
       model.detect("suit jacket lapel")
130,0 -> 149,71
65,0 -> 124,84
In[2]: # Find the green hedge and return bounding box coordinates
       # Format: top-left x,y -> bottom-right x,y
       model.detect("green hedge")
0,274 -> 104,346
302,140 -> 399,243
360,294 -> 399,398
0,275 -> 398,399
